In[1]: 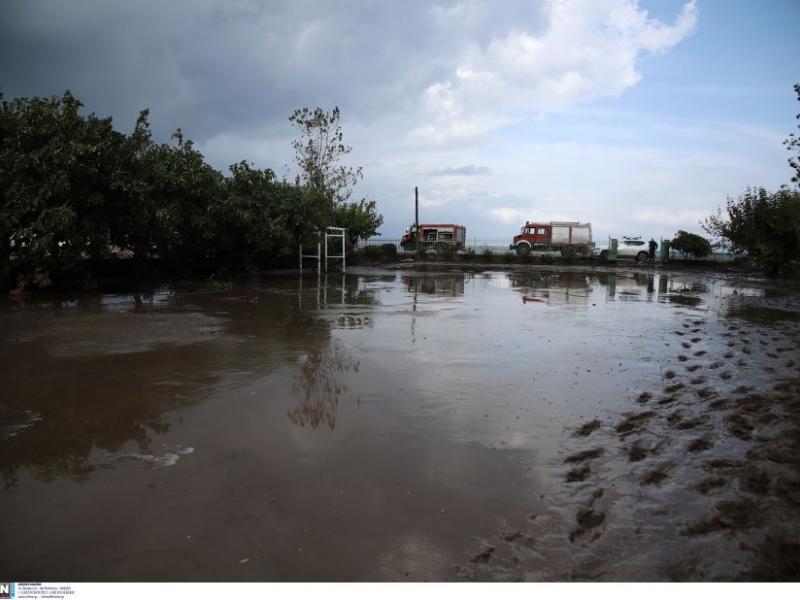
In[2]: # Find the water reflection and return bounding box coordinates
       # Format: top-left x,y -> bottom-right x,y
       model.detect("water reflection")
287,346 -> 359,430
0,344 -> 206,487
402,273 -> 466,297
0,276 -> 377,485
0,270 -> 773,486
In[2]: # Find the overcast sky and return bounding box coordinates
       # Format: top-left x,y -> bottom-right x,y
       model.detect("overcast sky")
1,0 -> 798,241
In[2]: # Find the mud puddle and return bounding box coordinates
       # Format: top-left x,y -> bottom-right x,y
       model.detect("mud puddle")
1,270 -> 799,580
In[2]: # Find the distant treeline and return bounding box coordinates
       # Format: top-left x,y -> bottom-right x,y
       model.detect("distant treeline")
0,91 -> 382,289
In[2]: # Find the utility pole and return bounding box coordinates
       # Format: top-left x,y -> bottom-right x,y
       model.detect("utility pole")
415,186 -> 419,231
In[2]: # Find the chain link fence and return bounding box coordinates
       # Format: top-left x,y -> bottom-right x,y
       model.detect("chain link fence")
358,237 -> 570,254
358,236 -> 740,262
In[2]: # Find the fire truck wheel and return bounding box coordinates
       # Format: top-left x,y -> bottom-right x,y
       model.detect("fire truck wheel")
515,244 -> 530,256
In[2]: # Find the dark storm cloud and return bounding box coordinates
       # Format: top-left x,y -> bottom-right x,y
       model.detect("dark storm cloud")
0,0 -> 548,145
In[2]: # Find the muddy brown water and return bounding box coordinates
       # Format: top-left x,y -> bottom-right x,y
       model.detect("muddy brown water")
1,269 -> 799,581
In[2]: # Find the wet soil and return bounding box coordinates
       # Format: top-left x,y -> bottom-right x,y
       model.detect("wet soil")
1,268 -> 799,581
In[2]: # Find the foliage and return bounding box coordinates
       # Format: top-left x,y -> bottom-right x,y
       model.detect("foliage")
0,91 -> 384,288
703,85 -> 800,276
289,106 -> 361,204
785,83 -> 800,186
0,90 -> 126,283
703,187 -> 800,275
289,106 -> 382,244
359,243 -> 398,263
334,198 -> 383,243
670,230 -> 712,259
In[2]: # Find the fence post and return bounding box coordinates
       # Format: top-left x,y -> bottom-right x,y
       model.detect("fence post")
608,238 -> 618,262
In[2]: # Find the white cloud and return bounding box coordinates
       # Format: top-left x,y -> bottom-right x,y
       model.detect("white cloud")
413,0 -> 698,142
487,207 -> 525,224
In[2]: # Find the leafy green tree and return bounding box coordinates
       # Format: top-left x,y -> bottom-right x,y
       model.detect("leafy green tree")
289,106 -> 361,203
703,85 -> 800,276
1,91 -> 385,288
0,90 -> 127,284
288,106 -> 383,244
670,230 -> 712,259
334,198 -> 384,244
703,187 -> 800,275
785,83 -> 800,186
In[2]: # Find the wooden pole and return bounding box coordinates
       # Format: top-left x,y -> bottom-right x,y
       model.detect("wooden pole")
415,186 -> 419,231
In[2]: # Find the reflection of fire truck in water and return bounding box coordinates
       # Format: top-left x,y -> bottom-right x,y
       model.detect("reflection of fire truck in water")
401,224 -> 466,251
402,274 -> 465,296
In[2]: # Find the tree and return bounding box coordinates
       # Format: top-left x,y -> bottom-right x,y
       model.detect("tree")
670,230 -> 711,259
289,106 -> 361,204
785,83 -> 800,186
334,198 -> 384,244
0,91 -> 385,288
702,85 -> 800,277
0,90 -> 128,284
703,187 -> 800,275
288,106 -> 382,243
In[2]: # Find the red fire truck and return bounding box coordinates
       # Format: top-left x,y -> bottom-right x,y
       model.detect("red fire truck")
401,223 -> 466,251
510,221 -> 593,255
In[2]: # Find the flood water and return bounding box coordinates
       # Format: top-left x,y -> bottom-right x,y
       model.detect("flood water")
2,269 -> 799,581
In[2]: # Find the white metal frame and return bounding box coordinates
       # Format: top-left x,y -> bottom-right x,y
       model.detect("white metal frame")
299,227 -> 347,273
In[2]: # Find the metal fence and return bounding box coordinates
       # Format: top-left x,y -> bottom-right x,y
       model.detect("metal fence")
358,237 -> 739,261
358,237 -> 552,254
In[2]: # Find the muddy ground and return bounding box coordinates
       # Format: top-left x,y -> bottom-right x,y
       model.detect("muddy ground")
1,266 -> 799,581
448,267 -> 800,581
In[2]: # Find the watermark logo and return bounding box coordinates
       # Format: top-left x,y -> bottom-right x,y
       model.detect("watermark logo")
0,583 -> 15,599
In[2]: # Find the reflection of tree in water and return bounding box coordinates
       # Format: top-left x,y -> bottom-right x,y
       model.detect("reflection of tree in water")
664,280 -> 708,308
0,276 -> 370,485
1,293 -> 222,488
0,361 -> 194,489
287,347 -> 359,430
670,281 -> 709,294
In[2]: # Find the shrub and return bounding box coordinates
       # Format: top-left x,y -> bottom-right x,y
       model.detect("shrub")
704,187 -> 800,275
671,230 -> 712,259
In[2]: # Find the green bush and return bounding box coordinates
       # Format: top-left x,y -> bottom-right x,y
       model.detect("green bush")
671,230 -> 712,259
379,243 -> 398,261
704,187 -> 800,276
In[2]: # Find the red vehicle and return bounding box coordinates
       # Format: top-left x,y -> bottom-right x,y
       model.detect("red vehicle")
401,223 -> 466,251
510,221 -> 593,256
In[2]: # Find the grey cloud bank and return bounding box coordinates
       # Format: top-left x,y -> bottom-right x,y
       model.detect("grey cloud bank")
1,0 -> 789,242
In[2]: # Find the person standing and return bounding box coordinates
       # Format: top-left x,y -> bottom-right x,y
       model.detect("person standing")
648,238 -> 658,260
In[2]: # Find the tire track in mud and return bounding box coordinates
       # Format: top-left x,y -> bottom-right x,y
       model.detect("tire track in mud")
457,295 -> 800,581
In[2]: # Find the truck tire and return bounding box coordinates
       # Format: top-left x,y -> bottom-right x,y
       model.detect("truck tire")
515,244 -> 530,256
636,251 -> 649,262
